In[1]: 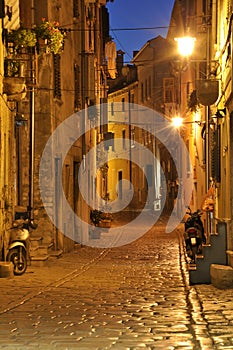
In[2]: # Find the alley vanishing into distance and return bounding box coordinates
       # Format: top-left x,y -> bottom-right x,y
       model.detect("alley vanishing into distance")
0,214 -> 233,350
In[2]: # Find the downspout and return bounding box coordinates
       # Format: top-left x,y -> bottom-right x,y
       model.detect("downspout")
28,0 -> 35,221
28,52 -> 35,221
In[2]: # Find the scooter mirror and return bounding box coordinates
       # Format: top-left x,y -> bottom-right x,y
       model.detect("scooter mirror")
12,219 -> 24,228
30,221 -> 38,229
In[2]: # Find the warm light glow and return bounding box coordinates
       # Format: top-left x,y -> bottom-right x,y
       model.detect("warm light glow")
175,36 -> 196,56
172,117 -> 183,128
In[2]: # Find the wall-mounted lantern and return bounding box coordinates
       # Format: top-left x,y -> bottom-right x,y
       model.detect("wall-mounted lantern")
196,79 -> 219,106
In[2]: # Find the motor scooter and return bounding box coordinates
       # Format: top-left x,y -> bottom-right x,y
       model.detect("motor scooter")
6,219 -> 37,275
184,207 -> 206,263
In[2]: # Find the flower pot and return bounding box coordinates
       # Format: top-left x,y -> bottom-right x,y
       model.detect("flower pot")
99,219 -> 111,228
38,38 -> 49,53
3,77 -> 27,100
89,228 -> 101,239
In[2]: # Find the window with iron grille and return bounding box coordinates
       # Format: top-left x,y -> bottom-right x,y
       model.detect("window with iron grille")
53,54 -> 61,99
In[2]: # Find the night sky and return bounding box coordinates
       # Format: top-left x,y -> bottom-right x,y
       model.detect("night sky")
106,0 -> 175,62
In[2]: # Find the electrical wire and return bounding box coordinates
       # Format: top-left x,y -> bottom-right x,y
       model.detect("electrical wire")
110,28 -> 133,60
110,26 -> 170,31
59,24 -> 170,32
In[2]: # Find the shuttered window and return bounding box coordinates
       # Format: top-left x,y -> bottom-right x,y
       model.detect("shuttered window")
74,63 -> 80,110
73,0 -> 79,18
211,125 -> 221,183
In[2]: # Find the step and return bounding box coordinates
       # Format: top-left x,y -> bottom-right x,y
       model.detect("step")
49,249 -> 63,258
226,250 -> 233,267
189,230 -> 227,284
188,264 -> 197,271
30,236 -> 43,248
30,254 -> 49,267
30,244 -> 49,256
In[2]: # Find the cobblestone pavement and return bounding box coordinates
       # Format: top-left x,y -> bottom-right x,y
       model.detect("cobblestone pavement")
0,215 -> 233,349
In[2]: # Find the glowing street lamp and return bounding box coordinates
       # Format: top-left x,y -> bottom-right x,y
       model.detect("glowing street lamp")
175,36 -> 196,57
172,116 -> 202,129
172,116 -> 183,128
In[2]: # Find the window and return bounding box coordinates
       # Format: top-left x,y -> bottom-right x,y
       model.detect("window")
122,129 -> 126,149
148,76 -> 152,98
73,0 -> 79,18
146,164 -> 153,187
122,98 -> 125,111
104,132 -> 115,151
211,125 -> 221,182
53,54 -> 61,99
163,78 -> 174,103
111,102 -> 114,116
199,61 -> 207,80
141,82 -> 144,102
186,140 -> 191,174
118,171 -> 123,200
131,127 -> 135,148
74,63 -> 80,110
130,93 -> 134,105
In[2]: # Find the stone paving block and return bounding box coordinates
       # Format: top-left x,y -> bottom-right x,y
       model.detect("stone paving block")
0,221 -> 233,349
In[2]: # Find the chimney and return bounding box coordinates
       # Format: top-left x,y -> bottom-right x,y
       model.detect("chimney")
116,50 -> 125,75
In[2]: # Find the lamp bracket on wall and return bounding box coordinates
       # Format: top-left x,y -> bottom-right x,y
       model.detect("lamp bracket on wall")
15,113 -> 27,127
214,108 -> 226,118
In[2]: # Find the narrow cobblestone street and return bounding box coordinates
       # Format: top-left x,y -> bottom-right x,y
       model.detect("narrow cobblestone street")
0,216 -> 233,349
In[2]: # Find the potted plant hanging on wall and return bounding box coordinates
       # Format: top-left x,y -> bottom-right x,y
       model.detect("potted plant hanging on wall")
7,19 -> 65,55
7,28 -> 37,52
34,18 -> 65,54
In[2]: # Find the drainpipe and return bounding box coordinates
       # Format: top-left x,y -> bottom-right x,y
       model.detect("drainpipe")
28,0 -> 35,221
28,49 -> 35,221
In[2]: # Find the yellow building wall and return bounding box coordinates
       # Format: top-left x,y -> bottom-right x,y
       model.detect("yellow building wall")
108,89 -> 132,204
0,23 -> 16,256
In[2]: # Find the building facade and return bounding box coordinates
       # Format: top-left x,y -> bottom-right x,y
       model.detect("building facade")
167,0 -> 233,276
107,38 -> 178,214
0,0 -> 111,257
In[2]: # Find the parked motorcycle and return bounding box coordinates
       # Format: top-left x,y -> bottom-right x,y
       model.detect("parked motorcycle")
7,219 -> 37,275
184,207 -> 206,263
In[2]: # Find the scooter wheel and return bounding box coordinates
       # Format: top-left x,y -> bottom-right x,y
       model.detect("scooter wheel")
7,248 -> 27,275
